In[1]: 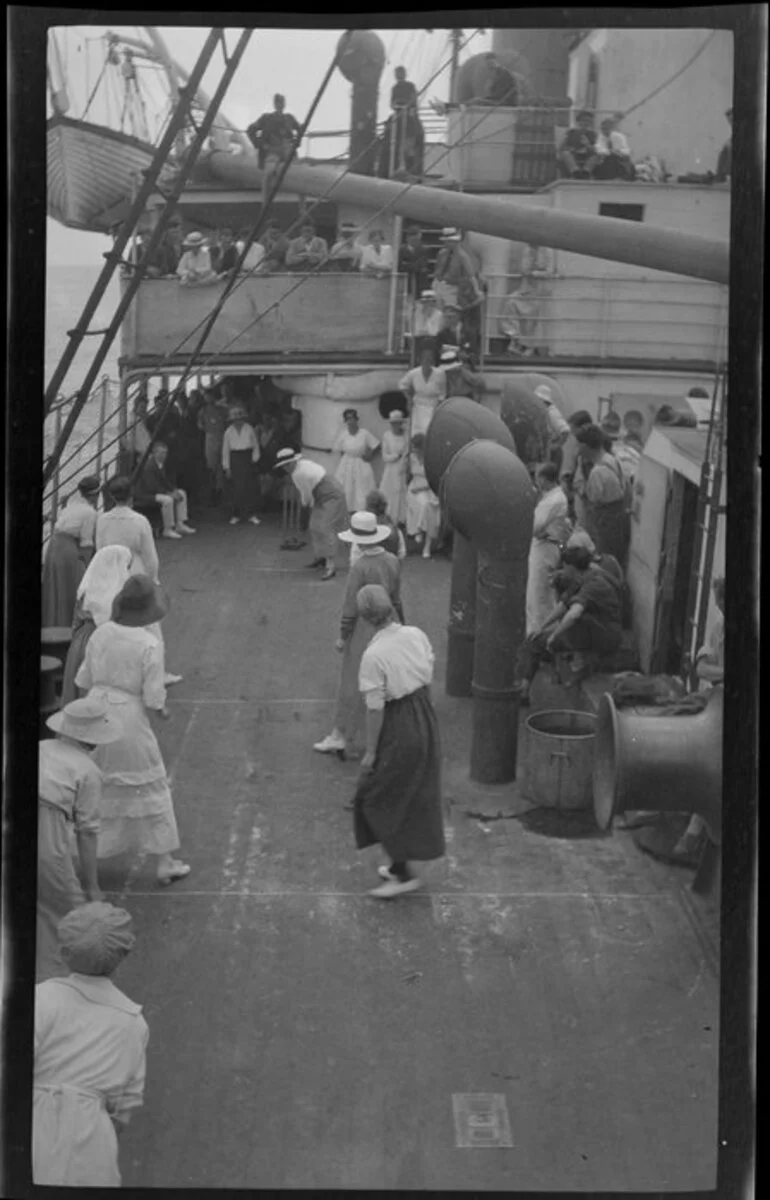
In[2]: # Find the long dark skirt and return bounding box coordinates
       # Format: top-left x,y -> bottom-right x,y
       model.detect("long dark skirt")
353,686 -> 445,863
60,610 -> 96,706
228,449 -> 256,519
41,532 -> 86,629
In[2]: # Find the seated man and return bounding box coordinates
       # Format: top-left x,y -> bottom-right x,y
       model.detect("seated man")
328,222 -> 362,272
134,441 -> 196,541
518,545 -> 623,703
557,110 -> 600,179
285,221 -> 328,272
593,116 -> 635,180
358,228 -> 393,277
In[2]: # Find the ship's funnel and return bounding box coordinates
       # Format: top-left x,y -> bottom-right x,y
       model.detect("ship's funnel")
337,30 -> 386,177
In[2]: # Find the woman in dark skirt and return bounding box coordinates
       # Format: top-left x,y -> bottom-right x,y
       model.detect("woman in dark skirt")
351,584 -> 445,898
60,545 -> 133,705
42,475 -> 102,628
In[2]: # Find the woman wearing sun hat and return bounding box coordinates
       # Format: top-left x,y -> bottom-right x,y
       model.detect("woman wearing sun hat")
313,512 -> 404,758
176,230 -> 217,286
222,403 -> 261,525
379,410 -> 408,525
60,545 -> 133,706
42,474 -> 102,628
332,408 -> 380,513
276,448 -> 348,580
33,902 -> 148,1186
75,575 -> 190,885
38,698 -> 123,981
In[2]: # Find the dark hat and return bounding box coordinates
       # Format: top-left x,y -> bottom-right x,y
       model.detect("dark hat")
576,109 -> 594,122
111,575 -> 169,627
78,475 -> 102,497
342,408 -> 359,421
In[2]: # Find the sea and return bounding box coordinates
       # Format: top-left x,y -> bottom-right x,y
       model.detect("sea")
44,266 -> 123,508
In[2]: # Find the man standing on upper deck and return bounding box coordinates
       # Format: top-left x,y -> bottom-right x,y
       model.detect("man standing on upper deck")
247,93 -> 302,208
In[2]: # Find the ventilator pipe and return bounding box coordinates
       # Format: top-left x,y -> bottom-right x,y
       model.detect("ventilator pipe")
498,378 -> 552,469
443,440 -> 535,782
336,30 -> 386,177
208,153 -> 730,284
423,398 -> 518,698
593,687 -> 723,844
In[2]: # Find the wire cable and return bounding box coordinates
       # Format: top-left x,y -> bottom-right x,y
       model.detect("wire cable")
619,32 -> 717,120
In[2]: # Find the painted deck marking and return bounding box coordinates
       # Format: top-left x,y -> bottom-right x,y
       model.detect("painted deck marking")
452,1094 -> 513,1148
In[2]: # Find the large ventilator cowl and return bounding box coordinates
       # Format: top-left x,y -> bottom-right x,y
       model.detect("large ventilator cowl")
443,439 -> 534,561
498,378 -> 552,467
336,30 -> 386,82
423,397 -> 517,494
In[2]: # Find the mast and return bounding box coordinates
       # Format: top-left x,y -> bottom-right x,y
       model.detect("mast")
449,29 -> 462,102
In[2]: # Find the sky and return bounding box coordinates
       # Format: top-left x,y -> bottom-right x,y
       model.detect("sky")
47,24 -> 489,266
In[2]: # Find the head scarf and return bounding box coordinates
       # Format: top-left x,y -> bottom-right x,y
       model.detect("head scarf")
58,902 -> 135,976
77,545 -> 133,626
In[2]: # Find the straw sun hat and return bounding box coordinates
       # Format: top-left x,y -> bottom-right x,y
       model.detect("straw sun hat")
47,696 -> 123,744
183,231 -> 205,247
111,575 -> 169,627
275,448 -> 302,468
388,409 -> 405,422
338,511 -> 391,546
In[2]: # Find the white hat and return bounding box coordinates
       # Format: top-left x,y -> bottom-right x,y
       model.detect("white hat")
534,384 -> 553,405
441,227 -> 461,241
183,231 -> 205,247
388,409 -> 405,422
338,511 -> 392,545
47,696 -> 124,745
420,288 -> 436,299
440,347 -> 460,364
275,448 -> 302,468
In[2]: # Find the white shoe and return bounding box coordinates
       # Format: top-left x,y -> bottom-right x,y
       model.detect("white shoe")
229,517 -> 241,525
164,672 -> 183,686
313,733 -> 346,754
162,530 -> 183,539
177,523 -> 196,535
422,547 -> 431,560
369,878 -> 422,899
248,515 -> 261,525
377,865 -> 399,882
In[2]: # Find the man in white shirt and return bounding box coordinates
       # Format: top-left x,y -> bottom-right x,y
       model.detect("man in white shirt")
359,229 -> 394,277
593,117 -> 635,180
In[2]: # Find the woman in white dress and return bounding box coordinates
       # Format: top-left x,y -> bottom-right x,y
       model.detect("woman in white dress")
33,902 -> 148,1187
398,346 -> 447,437
405,432 -> 441,559
379,409 -> 408,525
42,474 -> 101,628
61,545 -> 133,706
333,409 -> 379,512
526,462 -> 571,635
75,575 -> 190,885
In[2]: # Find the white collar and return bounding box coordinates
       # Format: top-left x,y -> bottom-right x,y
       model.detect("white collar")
58,974 -> 142,1016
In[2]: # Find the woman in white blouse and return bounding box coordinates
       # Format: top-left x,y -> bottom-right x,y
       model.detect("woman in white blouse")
75,575 -> 190,886
405,432 -> 441,559
350,584 -> 445,899
398,345 -> 447,437
333,408 -> 379,513
222,405 -> 261,525
526,462 -> 571,635
42,474 -> 101,628
379,410 -> 408,525
358,228 -> 394,277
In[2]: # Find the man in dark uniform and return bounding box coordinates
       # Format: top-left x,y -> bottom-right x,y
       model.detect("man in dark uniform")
247,94 -> 302,206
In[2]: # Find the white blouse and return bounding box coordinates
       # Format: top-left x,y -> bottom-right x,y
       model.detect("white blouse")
222,422 -> 260,469
290,458 -> 326,507
333,428 -> 379,458
38,739 -> 102,832
381,430 -> 406,463
76,622 -> 166,710
54,496 -> 97,545
532,486 -> 571,544
399,366 -> 447,404
359,243 -> 394,273
359,623 -> 435,711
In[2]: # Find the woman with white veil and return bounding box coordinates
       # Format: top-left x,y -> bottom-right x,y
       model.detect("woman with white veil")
60,546 -> 133,706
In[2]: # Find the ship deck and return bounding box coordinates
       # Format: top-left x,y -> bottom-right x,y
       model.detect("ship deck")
106,511 -> 719,1190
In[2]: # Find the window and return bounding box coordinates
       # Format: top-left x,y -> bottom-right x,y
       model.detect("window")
599,203 -> 645,222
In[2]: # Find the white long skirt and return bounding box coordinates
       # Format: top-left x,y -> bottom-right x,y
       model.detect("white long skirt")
33,1084 -> 120,1186
335,455 -> 376,512
380,461 -> 407,524
406,486 -> 441,540
87,685 -> 180,858
526,539 -> 562,635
